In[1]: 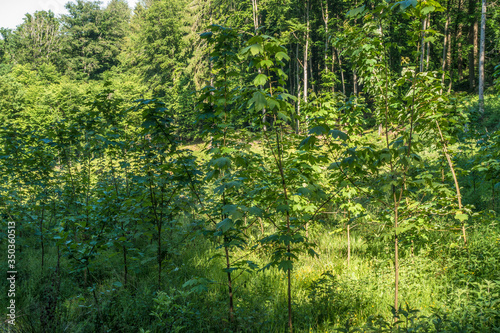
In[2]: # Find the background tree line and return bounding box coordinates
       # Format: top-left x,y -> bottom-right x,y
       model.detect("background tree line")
1,0 -> 499,140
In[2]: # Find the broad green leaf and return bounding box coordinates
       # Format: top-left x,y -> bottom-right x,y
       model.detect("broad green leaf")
329,130 -> 348,140
222,204 -> 238,215
249,43 -> 264,55
299,136 -> 317,150
216,218 -> 233,232
380,152 -> 392,162
277,111 -> 290,121
254,74 -> 267,86
454,213 -> 468,222
421,6 -> 435,16
392,0 -> 417,10
199,31 -> 213,39
277,260 -> 293,271
309,125 -> 328,135
246,261 -> 259,270
112,281 -> 123,288
260,59 -> 273,68
275,51 -> 290,61
250,91 -> 267,111
248,206 -> 264,217
347,5 -> 366,17
212,157 -> 231,169
276,204 -> 290,213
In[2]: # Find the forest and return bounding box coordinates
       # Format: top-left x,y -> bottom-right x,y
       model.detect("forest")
1,0 -> 500,332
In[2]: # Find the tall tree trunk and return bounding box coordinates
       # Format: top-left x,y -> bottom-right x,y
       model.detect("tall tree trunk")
457,23 -> 464,80
419,15 -> 427,72
304,0 -> 310,105
441,0 -> 452,89
449,0 -> 464,92
478,0 -> 486,114
251,0 -> 259,31
394,190 -> 399,318
425,14 -> 431,71
322,0 -> 329,74
331,47 -> 335,93
468,0 -> 478,91
304,6 -> 312,228
296,43 -> 301,134
290,49 -> 294,96
310,54 -> 315,94
353,70 -> 358,95
347,224 -> 351,269
209,0 -> 214,93
337,49 -> 345,94
347,200 -> 351,270
251,0 -> 266,129
224,240 -> 235,323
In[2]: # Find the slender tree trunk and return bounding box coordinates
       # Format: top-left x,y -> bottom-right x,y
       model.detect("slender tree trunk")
441,0 -> 452,89
309,55 -> 315,94
209,0 -> 214,89
157,224 -> 162,290
353,70 -> 358,95
290,50 -> 294,97
492,180 -> 496,210
347,224 -> 351,269
436,120 -> 467,244
287,258 -> 292,333
394,192 -> 399,317
296,43 -> 301,134
331,47 -> 336,93
419,16 -> 427,72
322,0 -> 329,74
224,241 -> 235,323
425,14 -> 431,71
271,122 -> 293,332
40,206 -> 45,269
478,0 -> 486,114
57,245 -> 60,272
251,0 -> 266,129
123,245 -> 128,287
468,0 -> 478,91
458,23 -> 464,80
426,42 -> 431,71
337,49 -> 345,94
449,0 -> 463,92
251,0 -> 259,31
304,0 -> 310,105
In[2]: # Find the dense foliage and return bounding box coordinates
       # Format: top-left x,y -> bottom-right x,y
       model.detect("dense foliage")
1,0 -> 500,332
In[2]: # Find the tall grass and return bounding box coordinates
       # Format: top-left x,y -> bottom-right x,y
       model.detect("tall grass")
2,215 -> 499,332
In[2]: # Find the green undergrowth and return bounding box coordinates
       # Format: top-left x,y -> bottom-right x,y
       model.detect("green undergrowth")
2,217 -> 499,332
